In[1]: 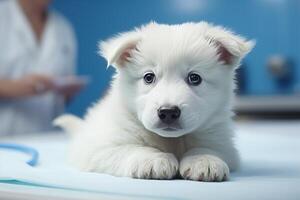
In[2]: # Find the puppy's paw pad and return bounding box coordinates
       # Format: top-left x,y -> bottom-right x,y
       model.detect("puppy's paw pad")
131,153 -> 178,179
180,155 -> 229,182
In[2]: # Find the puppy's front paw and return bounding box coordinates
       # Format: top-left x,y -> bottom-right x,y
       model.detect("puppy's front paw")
130,153 -> 178,179
180,155 -> 229,182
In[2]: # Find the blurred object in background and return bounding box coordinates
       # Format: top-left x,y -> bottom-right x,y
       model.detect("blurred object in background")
236,54 -> 299,118
53,0 -> 300,118
268,55 -> 291,81
0,0 -> 84,135
267,55 -> 294,93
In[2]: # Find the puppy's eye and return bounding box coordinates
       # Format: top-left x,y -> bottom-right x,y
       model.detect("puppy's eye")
187,72 -> 202,86
143,72 -> 156,84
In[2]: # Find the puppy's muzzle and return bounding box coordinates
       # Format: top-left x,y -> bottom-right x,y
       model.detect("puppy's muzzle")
157,106 -> 181,124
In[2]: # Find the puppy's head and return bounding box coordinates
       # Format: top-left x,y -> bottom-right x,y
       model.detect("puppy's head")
99,22 -> 254,138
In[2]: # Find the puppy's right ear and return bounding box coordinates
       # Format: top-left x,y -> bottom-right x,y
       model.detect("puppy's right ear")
202,22 -> 255,67
99,31 -> 141,68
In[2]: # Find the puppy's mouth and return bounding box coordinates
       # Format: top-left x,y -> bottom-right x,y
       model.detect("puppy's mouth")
162,127 -> 181,132
148,122 -> 187,138
157,123 -> 182,132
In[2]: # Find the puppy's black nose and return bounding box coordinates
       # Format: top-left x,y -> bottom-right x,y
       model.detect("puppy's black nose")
157,106 -> 181,124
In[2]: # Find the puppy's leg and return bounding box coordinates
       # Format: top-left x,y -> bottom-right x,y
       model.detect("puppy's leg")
83,145 -> 179,179
179,147 -> 237,182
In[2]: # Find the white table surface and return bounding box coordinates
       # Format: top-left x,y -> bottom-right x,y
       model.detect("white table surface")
0,120 -> 300,200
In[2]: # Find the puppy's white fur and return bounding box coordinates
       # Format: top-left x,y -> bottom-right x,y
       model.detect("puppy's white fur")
55,22 -> 254,181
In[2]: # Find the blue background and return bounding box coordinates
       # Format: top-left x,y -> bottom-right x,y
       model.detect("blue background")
52,0 -> 300,116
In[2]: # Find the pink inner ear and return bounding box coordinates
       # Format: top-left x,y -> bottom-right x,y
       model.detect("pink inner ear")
118,44 -> 138,66
216,43 -> 233,65
120,51 -> 131,62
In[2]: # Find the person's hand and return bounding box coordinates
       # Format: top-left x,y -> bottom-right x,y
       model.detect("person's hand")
52,76 -> 86,101
14,74 -> 55,98
54,82 -> 83,97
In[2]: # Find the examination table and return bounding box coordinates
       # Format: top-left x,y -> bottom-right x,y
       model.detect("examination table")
0,120 -> 299,200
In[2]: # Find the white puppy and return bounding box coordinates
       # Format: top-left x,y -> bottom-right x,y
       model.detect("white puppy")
55,22 -> 254,182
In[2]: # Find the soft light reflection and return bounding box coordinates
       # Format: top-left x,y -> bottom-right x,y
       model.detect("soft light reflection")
260,0 -> 287,6
172,0 -> 207,14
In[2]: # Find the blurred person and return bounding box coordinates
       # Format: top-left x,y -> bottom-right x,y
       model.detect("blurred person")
0,0 -> 79,135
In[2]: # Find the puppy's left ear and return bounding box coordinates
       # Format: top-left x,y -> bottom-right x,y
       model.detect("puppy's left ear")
206,25 -> 255,67
99,31 -> 141,68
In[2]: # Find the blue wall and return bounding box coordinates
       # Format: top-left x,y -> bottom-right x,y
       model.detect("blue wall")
52,0 -> 300,116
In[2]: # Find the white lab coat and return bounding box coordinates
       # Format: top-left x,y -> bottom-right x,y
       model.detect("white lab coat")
0,0 -> 77,135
